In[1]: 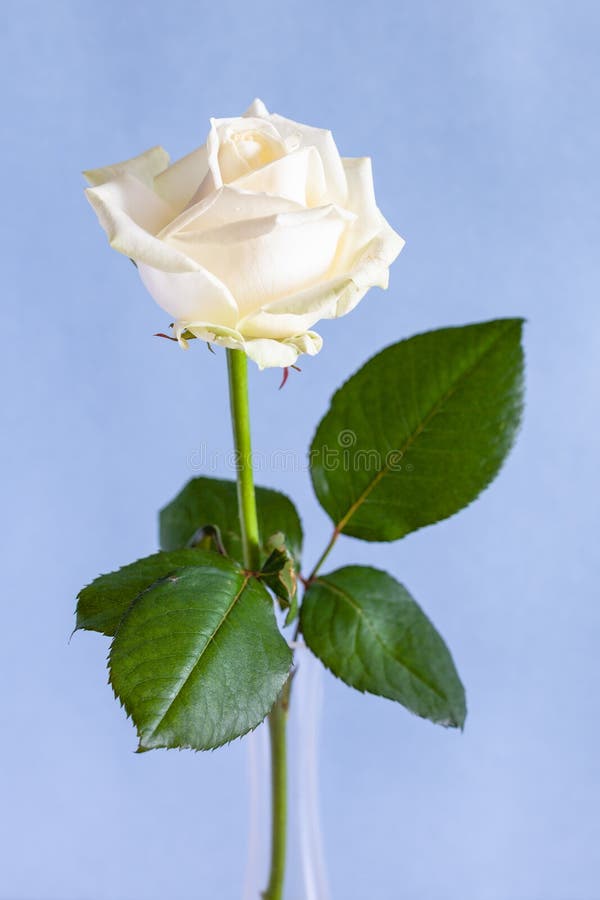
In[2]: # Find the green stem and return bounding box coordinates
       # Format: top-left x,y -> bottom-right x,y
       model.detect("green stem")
225,349 -> 288,900
264,681 -> 290,900
226,349 -> 260,571
307,527 -> 340,582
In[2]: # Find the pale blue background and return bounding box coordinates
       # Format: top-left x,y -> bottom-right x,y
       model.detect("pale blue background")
2,1 -> 599,897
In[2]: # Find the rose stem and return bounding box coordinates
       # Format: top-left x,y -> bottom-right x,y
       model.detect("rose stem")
226,348 -> 261,571
226,348 -> 289,900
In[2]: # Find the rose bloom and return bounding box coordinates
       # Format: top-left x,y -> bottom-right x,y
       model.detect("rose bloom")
85,99 -> 404,369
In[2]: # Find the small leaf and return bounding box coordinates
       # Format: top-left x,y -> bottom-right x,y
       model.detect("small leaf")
310,319 -> 524,541
160,477 -> 303,566
186,523 -> 228,556
259,533 -> 298,622
76,548 -> 231,636
109,564 -> 293,751
301,566 -> 466,728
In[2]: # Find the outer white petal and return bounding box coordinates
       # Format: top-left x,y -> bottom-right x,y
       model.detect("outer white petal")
244,331 -> 323,369
233,146 -> 327,207
335,157 -> 382,271
153,145 -> 209,213
337,157 -> 405,290
238,214 -> 404,340
286,330 -> 323,357
268,114 -> 348,205
159,185 -> 302,240
85,174 -> 199,272
238,275 -> 364,339
83,146 -> 170,188
243,98 -> 269,118
137,263 -> 239,325
350,215 -> 405,290
243,338 -> 300,368
167,204 -> 354,315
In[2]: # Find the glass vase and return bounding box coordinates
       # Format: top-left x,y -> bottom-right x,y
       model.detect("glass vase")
243,645 -> 331,900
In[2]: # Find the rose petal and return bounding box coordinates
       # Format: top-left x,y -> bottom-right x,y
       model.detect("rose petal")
335,157 -> 382,271
267,114 -> 348,205
242,338 -> 299,368
137,263 -> 239,325
83,146 -> 170,188
203,116 -> 286,193
349,216 -> 406,290
238,275 -> 363,339
167,204 -> 354,315
233,146 -> 327,207
85,174 -> 198,273
173,320 -> 323,368
159,185 -> 303,240
244,331 -> 323,369
237,216 -> 404,340
243,98 -> 270,118
153,145 -> 209,213
287,330 -> 323,357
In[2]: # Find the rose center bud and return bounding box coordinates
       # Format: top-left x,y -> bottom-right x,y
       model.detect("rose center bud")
218,129 -> 285,183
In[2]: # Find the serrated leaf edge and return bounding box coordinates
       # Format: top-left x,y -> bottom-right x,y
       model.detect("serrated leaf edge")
302,566 -> 467,729
310,318 -> 525,541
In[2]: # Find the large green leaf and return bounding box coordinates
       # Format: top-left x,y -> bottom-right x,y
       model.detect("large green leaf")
159,477 -> 303,565
109,564 -> 293,751
310,319 -> 524,541
76,548 -> 231,636
301,566 -> 466,728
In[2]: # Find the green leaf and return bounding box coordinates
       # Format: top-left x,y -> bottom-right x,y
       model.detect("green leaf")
76,548 -> 231,636
109,564 -> 293,751
159,477 -> 303,565
301,566 -> 466,728
259,533 -> 298,623
310,319 -> 524,541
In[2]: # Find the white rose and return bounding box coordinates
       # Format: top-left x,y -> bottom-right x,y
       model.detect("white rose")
84,99 -> 404,369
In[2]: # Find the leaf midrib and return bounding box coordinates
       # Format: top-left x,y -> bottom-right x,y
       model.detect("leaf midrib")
143,573 -> 250,741
332,322 -> 517,534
